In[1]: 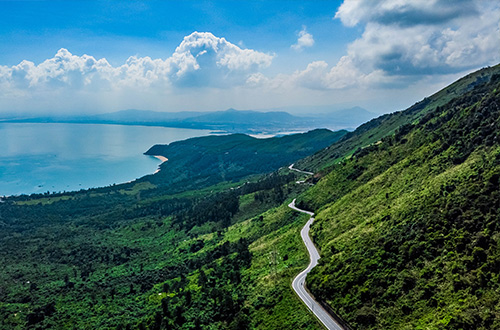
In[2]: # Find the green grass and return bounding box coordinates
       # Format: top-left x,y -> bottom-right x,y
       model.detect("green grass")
297,72 -> 500,329
226,203 -> 322,329
15,194 -> 75,205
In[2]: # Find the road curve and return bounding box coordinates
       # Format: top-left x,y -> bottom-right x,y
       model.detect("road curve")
289,164 -> 314,176
289,199 -> 344,330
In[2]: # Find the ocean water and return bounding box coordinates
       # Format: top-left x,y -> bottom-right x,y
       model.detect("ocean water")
0,123 -> 213,196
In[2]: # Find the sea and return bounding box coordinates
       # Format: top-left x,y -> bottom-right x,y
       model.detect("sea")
0,123 -> 213,196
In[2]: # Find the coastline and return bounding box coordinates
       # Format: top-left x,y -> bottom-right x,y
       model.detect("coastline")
0,123 -> 215,197
153,155 -> 168,163
153,155 -> 168,173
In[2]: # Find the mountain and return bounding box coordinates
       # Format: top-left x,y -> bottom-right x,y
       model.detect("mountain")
182,108 -> 296,124
178,108 -> 303,132
295,64 -> 500,172
274,105 -> 377,130
315,106 -> 376,127
144,128 -> 347,190
175,108 -> 308,133
294,64 -> 500,329
91,109 -> 204,122
1,64 -> 499,330
1,107 -> 374,134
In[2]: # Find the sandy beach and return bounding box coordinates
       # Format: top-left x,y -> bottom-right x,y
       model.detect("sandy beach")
154,155 -> 168,163
153,155 -> 168,173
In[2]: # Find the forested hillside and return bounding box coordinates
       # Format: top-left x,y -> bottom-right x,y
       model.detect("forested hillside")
144,128 -> 346,190
0,130 -> 333,329
297,66 -> 500,329
1,64 -> 499,330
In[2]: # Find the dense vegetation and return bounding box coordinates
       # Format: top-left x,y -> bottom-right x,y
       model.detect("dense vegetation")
297,67 -> 500,329
144,128 -> 346,190
1,64 -> 499,329
0,132 -> 324,329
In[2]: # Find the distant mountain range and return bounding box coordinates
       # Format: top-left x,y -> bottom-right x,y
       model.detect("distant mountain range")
1,106 -> 376,134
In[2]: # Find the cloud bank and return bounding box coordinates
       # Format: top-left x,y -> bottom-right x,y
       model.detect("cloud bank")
3,32 -> 274,91
0,32 -> 274,112
285,0 -> 500,90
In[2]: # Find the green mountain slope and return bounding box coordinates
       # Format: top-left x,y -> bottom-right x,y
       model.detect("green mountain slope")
1,128 -> 346,329
2,64 -> 500,330
296,68 -> 500,329
295,64 -> 500,173
144,129 -> 346,190
0,170 -> 320,329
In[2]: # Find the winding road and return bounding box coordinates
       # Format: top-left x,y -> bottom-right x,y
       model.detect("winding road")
288,163 -> 314,176
289,199 -> 344,330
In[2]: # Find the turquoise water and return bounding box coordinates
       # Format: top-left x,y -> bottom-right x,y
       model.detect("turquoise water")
0,123 -> 213,196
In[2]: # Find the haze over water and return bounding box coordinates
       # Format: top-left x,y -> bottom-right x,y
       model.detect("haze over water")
0,123 -> 212,196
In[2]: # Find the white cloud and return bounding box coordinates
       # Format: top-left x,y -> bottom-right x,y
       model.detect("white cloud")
336,0 -> 499,81
0,31 -> 274,92
167,32 -> 274,86
283,0 -> 500,91
253,56 -> 389,91
0,32 -> 275,111
5,49 -> 116,92
291,26 -> 315,51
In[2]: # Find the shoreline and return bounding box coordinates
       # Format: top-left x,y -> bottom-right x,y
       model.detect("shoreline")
2,155 -> 171,198
153,155 -> 168,163
153,155 -> 168,173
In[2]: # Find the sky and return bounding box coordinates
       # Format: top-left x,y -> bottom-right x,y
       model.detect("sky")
0,0 -> 499,116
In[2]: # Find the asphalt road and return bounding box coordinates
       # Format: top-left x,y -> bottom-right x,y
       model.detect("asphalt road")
288,164 -> 314,176
289,199 -> 344,330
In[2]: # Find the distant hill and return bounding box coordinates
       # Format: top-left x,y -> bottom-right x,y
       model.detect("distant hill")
89,107 -> 368,133
1,107 -> 375,134
184,108 -> 296,124
91,109 -> 204,122
323,106 -> 376,125
300,106 -> 377,130
144,128 -> 347,189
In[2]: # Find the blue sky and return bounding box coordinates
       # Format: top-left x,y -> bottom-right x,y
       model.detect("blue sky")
0,0 -> 499,115
0,1 -> 354,72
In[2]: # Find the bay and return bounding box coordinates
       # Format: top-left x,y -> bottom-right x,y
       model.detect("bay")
0,123 -> 213,196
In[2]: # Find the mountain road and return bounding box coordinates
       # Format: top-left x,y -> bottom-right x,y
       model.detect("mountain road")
289,199 -> 344,330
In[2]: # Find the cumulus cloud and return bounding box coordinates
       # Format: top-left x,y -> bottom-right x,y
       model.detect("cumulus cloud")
169,32 -> 274,87
346,1 -> 499,74
291,26 -> 315,51
0,31 -> 274,108
287,0 -> 500,90
251,56 -> 389,92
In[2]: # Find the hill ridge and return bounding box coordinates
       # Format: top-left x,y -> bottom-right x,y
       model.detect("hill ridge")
295,65 -> 500,329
